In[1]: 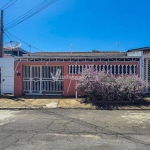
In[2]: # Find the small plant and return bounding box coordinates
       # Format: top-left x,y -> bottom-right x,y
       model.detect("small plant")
76,67 -> 147,101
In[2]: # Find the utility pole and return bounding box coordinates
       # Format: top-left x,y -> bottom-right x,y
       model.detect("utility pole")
0,10 -> 3,57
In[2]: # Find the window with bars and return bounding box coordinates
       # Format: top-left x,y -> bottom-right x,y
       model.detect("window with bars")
68,65 -> 138,75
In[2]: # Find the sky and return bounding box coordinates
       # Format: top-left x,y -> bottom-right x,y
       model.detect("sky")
0,0 -> 150,53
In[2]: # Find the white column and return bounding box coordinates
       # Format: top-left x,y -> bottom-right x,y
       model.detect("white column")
85,65 -> 87,69
134,65 -> 136,75
72,65 -> 74,74
122,65 -> 124,74
103,65 -> 105,71
99,65 -> 101,71
129,65 -> 132,74
82,65 -> 84,72
110,65 -> 112,74
114,65 -> 116,74
78,65 -> 80,74
118,65 -> 120,74
95,65 -> 97,72
75,65 -> 77,74
91,65 -> 94,69
40,66 -> 42,93
126,65 -> 128,74
69,65 -> 71,74
29,66 -> 32,94
106,65 -> 109,73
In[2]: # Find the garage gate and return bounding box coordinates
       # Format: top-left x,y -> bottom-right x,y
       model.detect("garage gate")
23,66 -> 64,95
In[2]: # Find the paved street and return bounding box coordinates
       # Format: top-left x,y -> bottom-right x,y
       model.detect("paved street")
0,109 -> 150,150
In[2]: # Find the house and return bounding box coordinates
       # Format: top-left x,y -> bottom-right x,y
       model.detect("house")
1,45 -> 150,96
13,50 -> 141,96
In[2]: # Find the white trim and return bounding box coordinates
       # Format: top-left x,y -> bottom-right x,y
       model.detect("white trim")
14,56 -> 141,62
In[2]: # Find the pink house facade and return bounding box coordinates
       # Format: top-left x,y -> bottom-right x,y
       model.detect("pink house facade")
2,46 -> 150,96
13,50 -> 143,96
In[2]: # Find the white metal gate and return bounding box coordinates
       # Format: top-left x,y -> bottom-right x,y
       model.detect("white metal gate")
144,59 -> 150,93
23,66 -> 64,95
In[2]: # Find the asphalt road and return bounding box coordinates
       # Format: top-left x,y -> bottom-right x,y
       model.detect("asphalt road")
0,109 -> 150,150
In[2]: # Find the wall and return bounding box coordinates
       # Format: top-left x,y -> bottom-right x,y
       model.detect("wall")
14,61 -> 140,96
0,58 -> 14,95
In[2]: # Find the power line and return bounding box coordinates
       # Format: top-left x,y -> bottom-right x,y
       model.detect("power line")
3,0 -> 18,10
5,0 -> 57,30
5,31 -> 44,52
0,0 -> 18,10
4,30 -> 44,52
3,32 -> 20,57
4,31 -> 12,41
5,0 -> 49,26
0,0 -> 12,10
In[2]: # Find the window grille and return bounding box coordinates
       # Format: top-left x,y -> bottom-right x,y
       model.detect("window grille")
68,64 -> 138,75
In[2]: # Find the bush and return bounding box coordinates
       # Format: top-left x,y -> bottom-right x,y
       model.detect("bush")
76,67 -> 147,101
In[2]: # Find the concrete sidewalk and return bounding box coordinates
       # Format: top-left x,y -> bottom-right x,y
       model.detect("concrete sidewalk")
0,96 -> 150,110
0,97 -> 94,109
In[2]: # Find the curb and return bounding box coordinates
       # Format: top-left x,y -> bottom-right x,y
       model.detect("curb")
0,107 -> 55,110
0,107 -> 150,110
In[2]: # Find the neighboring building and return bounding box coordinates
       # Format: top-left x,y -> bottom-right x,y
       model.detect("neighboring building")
127,46 -> 150,93
3,47 -> 29,56
14,50 -> 141,96
0,45 -> 29,95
